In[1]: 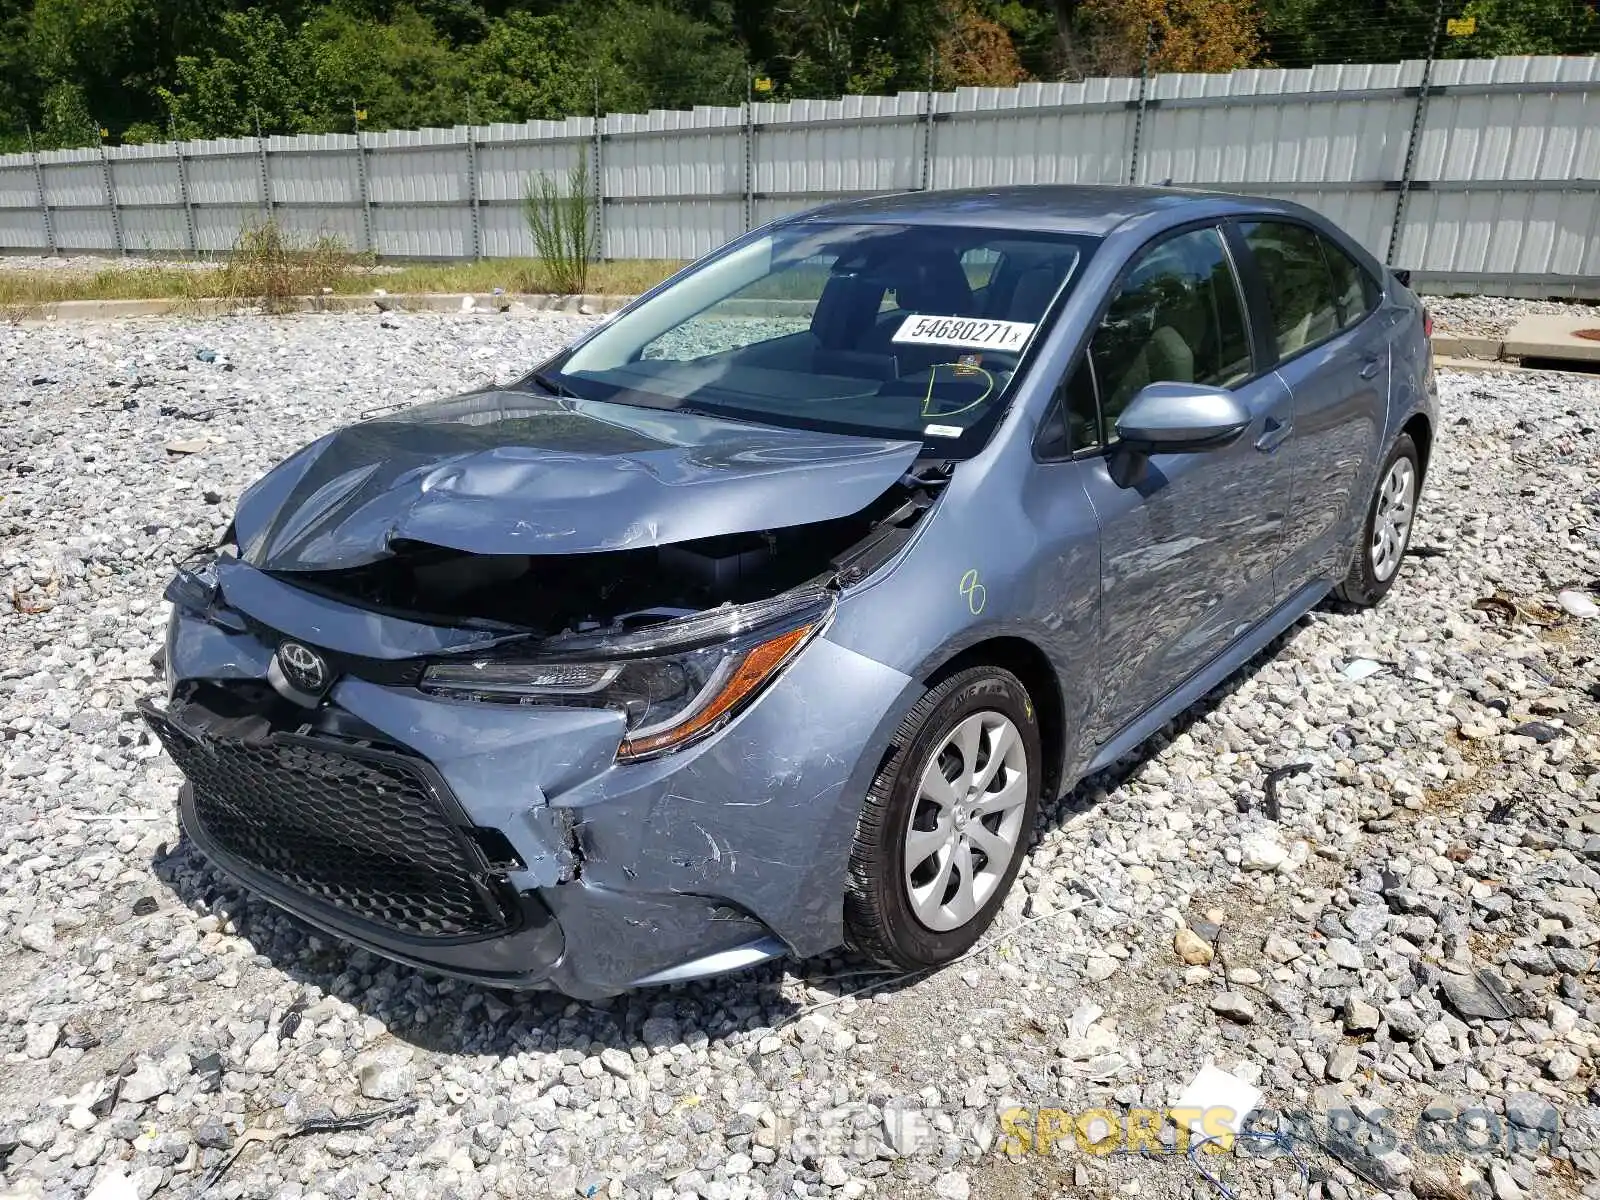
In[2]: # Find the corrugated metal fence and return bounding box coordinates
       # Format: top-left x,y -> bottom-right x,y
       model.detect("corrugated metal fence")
1,54 -> 1597,296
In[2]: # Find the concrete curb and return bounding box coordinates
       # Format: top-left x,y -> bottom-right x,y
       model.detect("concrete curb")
1433,355 -> 1517,375
1431,333 -> 1506,361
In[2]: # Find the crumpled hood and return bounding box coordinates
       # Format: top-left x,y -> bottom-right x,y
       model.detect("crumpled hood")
234,389 -> 922,571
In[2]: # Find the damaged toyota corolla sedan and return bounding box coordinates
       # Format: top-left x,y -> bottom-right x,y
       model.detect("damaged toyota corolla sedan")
140,185 -> 1436,997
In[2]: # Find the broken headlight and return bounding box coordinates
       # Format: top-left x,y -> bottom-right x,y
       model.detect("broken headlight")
419,588 -> 832,761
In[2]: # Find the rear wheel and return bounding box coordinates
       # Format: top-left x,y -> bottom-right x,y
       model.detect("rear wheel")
1334,433 -> 1419,607
844,667 -> 1041,971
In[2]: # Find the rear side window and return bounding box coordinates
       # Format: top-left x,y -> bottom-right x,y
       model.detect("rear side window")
1240,221 -> 1341,360
1089,225 -> 1253,440
1322,237 -> 1377,329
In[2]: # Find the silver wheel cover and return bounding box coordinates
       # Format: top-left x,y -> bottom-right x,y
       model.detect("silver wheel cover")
1370,456 -> 1416,582
903,711 -> 1029,932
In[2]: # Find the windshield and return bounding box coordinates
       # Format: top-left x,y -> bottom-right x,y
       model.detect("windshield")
541,221 -> 1098,454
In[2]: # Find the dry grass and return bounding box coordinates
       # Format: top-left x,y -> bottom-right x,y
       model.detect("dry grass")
0,250 -> 680,308
214,223 -> 369,313
0,266 -> 213,307
350,258 -> 682,297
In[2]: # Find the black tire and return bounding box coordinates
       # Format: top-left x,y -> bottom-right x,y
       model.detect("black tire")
1333,433 -> 1420,608
843,666 -> 1042,971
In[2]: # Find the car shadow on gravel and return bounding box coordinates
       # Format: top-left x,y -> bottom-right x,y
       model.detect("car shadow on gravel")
146,838 -> 817,1057
143,617 -> 1318,1057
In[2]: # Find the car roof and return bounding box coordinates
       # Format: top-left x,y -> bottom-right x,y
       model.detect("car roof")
789,184 -> 1278,237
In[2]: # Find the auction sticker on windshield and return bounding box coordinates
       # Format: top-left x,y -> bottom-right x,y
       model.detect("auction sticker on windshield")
892,315 -> 1035,351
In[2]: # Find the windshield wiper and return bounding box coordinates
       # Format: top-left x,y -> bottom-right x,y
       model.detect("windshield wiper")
530,370 -> 577,398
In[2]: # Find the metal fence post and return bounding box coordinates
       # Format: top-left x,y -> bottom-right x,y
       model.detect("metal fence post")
95,124 -> 125,255
26,124 -> 56,255
919,53 -> 937,191
464,126 -> 481,260
171,120 -> 197,254
743,70 -> 755,233
591,82 -> 605,262
1386,0 -> 1446,266
1127,25 -> 1155,186
252,113 -> 272,227
353,109 -> 375,255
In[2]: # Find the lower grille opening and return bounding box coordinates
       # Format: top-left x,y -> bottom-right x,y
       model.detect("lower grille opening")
143,700 -> 511,939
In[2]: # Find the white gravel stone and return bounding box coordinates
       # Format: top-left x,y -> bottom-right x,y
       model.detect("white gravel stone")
1239,831 -> 1288,871
14,925 -> 54,954
599,1047 -> 635,1079
118,1060 -> 169,1104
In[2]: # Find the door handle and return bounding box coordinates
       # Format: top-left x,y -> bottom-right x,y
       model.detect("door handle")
1255,415 -> 1293,453
1359,357 -> 1383,379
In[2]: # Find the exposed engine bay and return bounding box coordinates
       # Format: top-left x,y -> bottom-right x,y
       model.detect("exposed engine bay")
274,468 -> 943,638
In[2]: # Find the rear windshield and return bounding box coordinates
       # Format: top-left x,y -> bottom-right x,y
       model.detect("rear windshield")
541,222 -> 1098,454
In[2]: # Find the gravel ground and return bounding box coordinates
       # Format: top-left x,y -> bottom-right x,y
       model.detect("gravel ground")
3,254 -> 1592,338
0,256 -> 213,275
3,312 -> 1600,1200
1427,296 -> 1596,339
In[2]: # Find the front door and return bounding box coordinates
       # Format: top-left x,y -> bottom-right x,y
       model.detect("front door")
1069,224 -> 1297,743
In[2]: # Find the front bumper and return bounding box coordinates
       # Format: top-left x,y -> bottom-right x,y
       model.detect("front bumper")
145,560 -> 916,997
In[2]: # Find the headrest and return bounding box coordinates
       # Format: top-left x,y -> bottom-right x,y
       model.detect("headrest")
887,252 -> 974,316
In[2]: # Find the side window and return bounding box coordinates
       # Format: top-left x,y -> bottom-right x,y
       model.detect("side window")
1320,235 -> 1376,329
1064,356 -> 1100,453
1090,225 -> 1252,440
1035,356 -> 1099,459
1240,221 -> 1340,360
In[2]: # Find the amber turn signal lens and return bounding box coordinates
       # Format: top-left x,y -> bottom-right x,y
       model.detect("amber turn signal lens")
617,623 -> 816,760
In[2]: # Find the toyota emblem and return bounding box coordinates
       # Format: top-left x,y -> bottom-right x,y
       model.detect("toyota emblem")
277,641 -> 329,694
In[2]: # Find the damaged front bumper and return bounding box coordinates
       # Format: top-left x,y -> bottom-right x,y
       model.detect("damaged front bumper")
142,557 -> 916,998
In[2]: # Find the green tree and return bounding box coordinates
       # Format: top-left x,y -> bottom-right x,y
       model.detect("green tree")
744,0 -> 947,97
26,0 -> 215,139
588,4 -> 749,111
3,0 -> 1600,145
1442,0 -> 1600,57
38,79 -> 95,147
1260,0 -> 1439,67
462,11 -> 588,121
160,8 -> 317,137
298,4 -> 470,130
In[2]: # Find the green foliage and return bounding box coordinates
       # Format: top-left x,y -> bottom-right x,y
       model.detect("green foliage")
298,5 -> 471,130
38,79 -> 94,147
161,9 -> 316,137
1443,0 -> 1600,57
523,156 -> 595,296
590,4 -> 749,112
0,0 -> 1595,146
463,11 -> 587,122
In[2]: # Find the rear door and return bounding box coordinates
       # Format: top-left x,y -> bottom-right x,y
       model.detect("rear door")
1057,223 -> 1297,743
1233,219 -> 1391,589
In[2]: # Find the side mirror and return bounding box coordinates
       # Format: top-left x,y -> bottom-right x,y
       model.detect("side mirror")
1109,382 -> 1252,488
1114,381 -> 1251,453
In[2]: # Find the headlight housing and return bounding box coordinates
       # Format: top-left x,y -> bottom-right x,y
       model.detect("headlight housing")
419,588 -> 832,760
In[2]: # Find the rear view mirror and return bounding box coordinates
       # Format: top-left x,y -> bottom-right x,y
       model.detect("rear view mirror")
1109,382 -> 1252,488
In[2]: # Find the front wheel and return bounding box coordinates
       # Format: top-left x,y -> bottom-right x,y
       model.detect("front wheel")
1334,432 -> 1420,607
843,666 -> 1041,971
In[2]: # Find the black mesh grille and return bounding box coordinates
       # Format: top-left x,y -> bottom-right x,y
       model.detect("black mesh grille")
143,704 -> 509,938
